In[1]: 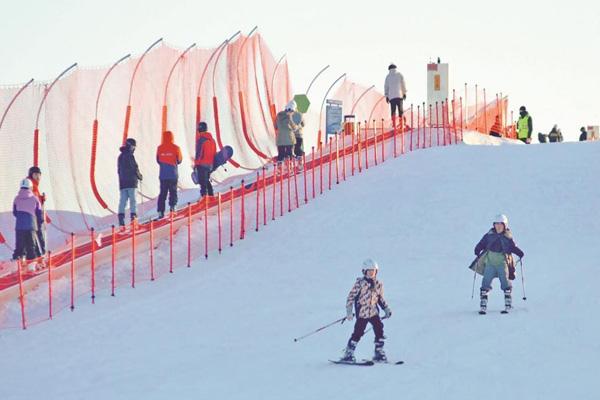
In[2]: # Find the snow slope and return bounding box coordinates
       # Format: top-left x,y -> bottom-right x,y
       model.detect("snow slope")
1,138 -> 599,400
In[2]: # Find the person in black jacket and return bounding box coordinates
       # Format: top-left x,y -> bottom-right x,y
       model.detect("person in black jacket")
474,214 -> 524,314
579,127 -> 588,142
117,138 -> 143,229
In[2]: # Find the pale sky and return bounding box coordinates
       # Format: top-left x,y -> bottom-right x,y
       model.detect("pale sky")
2,0 -> 599,141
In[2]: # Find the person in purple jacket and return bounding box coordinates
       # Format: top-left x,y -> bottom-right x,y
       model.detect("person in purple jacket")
12,179 -> 43,268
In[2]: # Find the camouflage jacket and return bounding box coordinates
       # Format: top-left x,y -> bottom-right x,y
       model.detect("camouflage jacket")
346,277 -> 389,319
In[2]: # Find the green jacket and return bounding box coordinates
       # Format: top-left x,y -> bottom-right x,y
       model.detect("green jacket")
276,111 -> 297,146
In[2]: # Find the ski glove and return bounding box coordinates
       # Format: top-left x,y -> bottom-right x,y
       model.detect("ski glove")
346,306 -> 354,321
385,97 -> 390,104
384,308 -> 392,318
402,94 -> 407,101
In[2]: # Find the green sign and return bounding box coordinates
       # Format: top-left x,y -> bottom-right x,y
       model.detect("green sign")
294,94 -> 310,113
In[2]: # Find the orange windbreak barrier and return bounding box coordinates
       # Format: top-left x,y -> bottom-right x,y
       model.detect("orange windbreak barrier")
0,34 -> 292,258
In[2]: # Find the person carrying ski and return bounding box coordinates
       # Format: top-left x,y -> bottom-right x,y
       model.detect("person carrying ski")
12,179 -> 43,271
117,138 -> 143,230
384,63 -> 407,121
341,259 -> 392,363
291,107 -> 305,167
516,106 -> 533,144
474,214 -> 524,314
26,166 -> 48,254
156,130 -> 182,219
194,122 -> 217,198
275,101 -> 297,163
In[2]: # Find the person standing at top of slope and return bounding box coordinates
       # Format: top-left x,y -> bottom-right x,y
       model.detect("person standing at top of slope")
474,214 -> 524,314
291,106 -> 306,168
26,166 -> 49,254
384,63 -> 407,120
275,101 -> 298,164
117,138 -> 143,231
12,179 -> 43,271
579,127 -> 588,142
194,122 -> 217,198
156,130 -> 182,219
340,259 -> 392,363
516,106 -> 533,144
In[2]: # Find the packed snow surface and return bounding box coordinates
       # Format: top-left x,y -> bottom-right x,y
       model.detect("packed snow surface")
1,138 -> 599,400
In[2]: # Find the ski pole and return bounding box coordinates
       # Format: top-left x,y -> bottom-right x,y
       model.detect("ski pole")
471,269 -> 477,299
293,316 -> 346,342
519,258 -> 527,300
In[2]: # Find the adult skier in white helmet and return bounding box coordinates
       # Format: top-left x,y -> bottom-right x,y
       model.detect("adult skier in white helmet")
340,258 -> 392,363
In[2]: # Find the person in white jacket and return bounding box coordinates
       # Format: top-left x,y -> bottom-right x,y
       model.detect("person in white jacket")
384,63 -> 407,119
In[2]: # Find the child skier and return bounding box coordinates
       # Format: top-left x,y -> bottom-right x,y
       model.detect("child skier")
12,179 -> 43,271
474,214 -> 525,314
340,259 -> 392,363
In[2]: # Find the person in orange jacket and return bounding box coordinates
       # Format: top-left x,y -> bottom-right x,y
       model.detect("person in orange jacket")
194,122 -> 217,197
156,130 -> 183,219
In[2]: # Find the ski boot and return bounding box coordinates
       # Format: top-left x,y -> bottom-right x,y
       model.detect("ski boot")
340,340 -> 357,362
502,288 -> 512,314
479,289 -> 488,314
156,211 -> 165,220
373,339 -> 387,363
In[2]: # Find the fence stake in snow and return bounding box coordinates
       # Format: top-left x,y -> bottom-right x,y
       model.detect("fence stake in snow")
218,193 -> 223,253
91,227 -> 96,303
111,226 -> 116,294
187,203 -> 192,267
70,233 -> 75,310
17,258 -> 26,330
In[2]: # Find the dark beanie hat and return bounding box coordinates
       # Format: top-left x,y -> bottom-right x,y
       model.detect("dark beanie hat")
197,122 -> 208,132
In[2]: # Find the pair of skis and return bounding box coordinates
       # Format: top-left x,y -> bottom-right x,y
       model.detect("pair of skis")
330,359 -> 404,366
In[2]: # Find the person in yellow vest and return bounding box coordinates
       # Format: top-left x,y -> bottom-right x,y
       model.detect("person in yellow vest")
517,106 -> 533,144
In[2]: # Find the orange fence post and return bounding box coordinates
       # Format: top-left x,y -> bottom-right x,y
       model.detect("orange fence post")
169,211 -> 174,272
328,138 -> 333,190
373,120 -> 378,166
70,233 -> 75,310
218,193 -> 223,253
111,226 -> 116,294
240,180 -> 246,239
256,172 -> 260,232
91,228 -> 96,303
311,148 -> 316,199
17,259 -> 26,330
262,167 -> 267,225
132,218 -> 137,284
205,196 -> 209,257
230,187 -> 234,246
150,220 -> 155,280
303,154 -> 308,204
187,203 -> 192,267
47,251 -> 52,319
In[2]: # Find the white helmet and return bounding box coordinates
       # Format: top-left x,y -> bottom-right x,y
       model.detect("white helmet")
285,100 -> 297,112
493,214 -> 508,227
20,179 -> 31,190
361,258 -> 379,274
